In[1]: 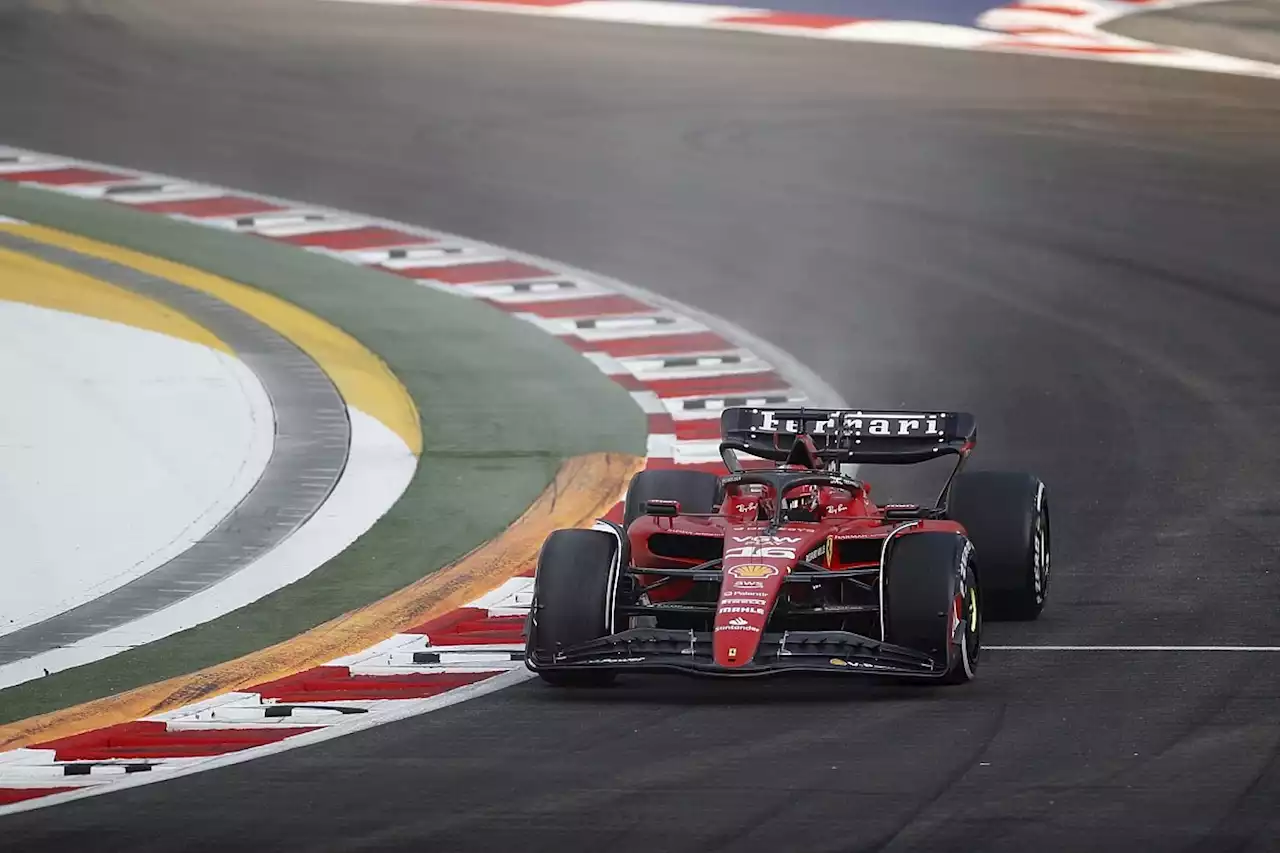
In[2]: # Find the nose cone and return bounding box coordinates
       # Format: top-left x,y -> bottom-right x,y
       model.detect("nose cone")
713,562 -> 787,668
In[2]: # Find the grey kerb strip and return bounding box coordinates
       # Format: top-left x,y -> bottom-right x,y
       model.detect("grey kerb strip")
0,232 -> 350,664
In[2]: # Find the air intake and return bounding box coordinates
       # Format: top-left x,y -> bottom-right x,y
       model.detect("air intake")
835,537 -> 885,566
648,533 -> 723,563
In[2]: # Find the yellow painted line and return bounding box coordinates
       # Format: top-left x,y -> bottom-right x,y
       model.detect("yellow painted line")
0,452 -> 643,751
0,223 -> 422,456
0,247 -> 229,354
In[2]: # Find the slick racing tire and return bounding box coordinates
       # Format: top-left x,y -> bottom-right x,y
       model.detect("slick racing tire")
947,471 -> 1050,621
528,529 -> 619,687
883,532 -> 980,684
622,469 -> 721,529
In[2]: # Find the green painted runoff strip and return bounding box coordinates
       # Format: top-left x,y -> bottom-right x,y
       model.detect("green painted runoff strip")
0,182 -> 645,723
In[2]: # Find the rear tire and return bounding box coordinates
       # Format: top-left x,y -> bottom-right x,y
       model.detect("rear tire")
883,532 -> 980,684
622,469 -> 721,529
947,471 -> 1050,621
528,529 -> 619,686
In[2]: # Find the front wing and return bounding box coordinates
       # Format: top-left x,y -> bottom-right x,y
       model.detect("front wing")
526,628 -> 949,678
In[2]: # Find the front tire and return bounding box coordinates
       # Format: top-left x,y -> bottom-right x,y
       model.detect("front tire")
947,471 -> 1050,621
527,529 -> 619,686
883,532 -> 980,684
622,468 -> 721,529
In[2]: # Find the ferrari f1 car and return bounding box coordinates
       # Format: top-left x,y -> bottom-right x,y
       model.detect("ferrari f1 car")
526,407 -> 1050,685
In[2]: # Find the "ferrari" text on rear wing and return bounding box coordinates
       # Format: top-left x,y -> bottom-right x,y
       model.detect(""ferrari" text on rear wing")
719,406 -> 977,465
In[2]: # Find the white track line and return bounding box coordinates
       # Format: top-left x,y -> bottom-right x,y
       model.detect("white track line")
988,645 -> 1280,651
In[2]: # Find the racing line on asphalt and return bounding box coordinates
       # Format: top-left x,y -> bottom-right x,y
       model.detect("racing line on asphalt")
0,0 -> 1277,850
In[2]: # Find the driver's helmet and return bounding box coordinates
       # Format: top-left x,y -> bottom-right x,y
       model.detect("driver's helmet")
782,484 -> 821,523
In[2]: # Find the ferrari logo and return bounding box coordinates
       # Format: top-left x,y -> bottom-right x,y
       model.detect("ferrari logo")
826,534 -> 834,568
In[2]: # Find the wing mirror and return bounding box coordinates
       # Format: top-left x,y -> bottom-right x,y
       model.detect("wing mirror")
645,499 -> 680,517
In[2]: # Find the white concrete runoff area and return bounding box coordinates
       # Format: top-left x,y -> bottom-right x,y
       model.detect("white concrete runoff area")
0,408 -> 415,689
0,301 -> 273,637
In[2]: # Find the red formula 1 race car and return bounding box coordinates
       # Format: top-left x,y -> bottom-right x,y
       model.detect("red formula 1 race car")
526,407 -> 1050,685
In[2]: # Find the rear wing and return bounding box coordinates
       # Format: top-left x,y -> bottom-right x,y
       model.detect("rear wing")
719,407 -> 976,466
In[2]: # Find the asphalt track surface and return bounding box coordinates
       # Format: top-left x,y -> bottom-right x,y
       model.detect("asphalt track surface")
2,1 -> 1279,850
1112,0 -> 1280,65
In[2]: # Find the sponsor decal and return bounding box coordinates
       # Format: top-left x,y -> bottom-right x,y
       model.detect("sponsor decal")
757,410 -> 946,438
1033,503 -> 1048,598
728,564 -> 779,579
725,545 -> 796,559
715,616 -> 761,634
731,579 -> 765,589
826,534 -> 835,568
584,657 -> 645,664
828,657 -> 872,669
720,606 -> 765,615
955,538 -> 978,639
836,532 -> 888,540
823,503 -> 849,516
721,594 -> 767,604
727,536 -> 800,558
731,502 -> 758,516
803,543 -> 827,563
728,646 -> 738,660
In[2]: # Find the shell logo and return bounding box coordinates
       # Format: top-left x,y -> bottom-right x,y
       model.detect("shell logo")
728,564 -> 778,579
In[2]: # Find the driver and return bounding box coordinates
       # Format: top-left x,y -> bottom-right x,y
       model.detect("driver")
781,484 -> 821,523
725,480 -> 858,523
782,483 -> 860,522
